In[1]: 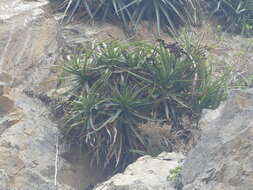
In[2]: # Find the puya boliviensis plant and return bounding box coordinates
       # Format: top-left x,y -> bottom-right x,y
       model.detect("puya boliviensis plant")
206,0 -> 253,36
63,40 -> 228,172
61,0 -> 200,34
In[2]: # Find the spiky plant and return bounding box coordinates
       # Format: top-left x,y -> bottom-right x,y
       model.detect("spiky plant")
61,0 -> 200,34
207,0 -> 253,36
61,0 -> 94,21
63,40 -> 228,172
127,0 -> 200,33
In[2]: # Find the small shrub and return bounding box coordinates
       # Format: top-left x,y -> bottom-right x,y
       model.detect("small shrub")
206,0 -> 253,36
63,40 -> 228,172
167,166 -> 182,181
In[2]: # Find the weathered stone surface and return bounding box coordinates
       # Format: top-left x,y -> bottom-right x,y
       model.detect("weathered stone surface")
0,1 -> 72,188
0,1 -> 102,189
0,89 -> 74,190
182,89 -> 253,190
0,169 -> 10,190
94,152 -> 184,190
0,0 -> 60,91
0,89 -> 101,190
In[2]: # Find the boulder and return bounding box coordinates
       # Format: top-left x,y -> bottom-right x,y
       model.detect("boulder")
182,89 -> 253,190
94,152 -> 185,190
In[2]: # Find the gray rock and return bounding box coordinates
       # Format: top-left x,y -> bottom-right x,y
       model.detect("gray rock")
0,90 -> 74,190
0,1 -> 73,188
94,152 -> 185,190
0,0 -> 60,91
0,169 -> 10,190
0,1 -> 102,189
182,89 -> 253,190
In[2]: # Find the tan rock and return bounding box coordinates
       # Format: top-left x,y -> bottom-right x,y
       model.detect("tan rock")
0,0 -> 60,92
94,152 -> 184,190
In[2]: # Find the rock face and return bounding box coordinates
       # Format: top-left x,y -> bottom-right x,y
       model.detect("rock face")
0,0 -> 102,189
182,89 -> 253,190
94,152 -> 185,190
0,0 -> 60,91
0,89 -> 73,190
3,1 -> 253,190
0,89 -> 101,190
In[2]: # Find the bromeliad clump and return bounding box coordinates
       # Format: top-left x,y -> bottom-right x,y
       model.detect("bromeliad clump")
206,0 -> 253,36
61,0 -> 200,33
63,41 -> 227,172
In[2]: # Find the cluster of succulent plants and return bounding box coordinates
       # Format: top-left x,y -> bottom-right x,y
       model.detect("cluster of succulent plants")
63,40 -> 228,171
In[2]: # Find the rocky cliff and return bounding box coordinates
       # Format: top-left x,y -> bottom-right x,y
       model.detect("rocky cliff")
0,0 -> 102,189
1,1 -> 253,190
92,89 -> 253,190
182,89 -> 253,190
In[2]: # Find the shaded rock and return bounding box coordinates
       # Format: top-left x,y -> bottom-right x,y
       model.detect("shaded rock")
0,88 -> 15,115
182,89 -> 253,190
94,152 -> 185,190
0,84 -> 4,96
58,147 -> 104,190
